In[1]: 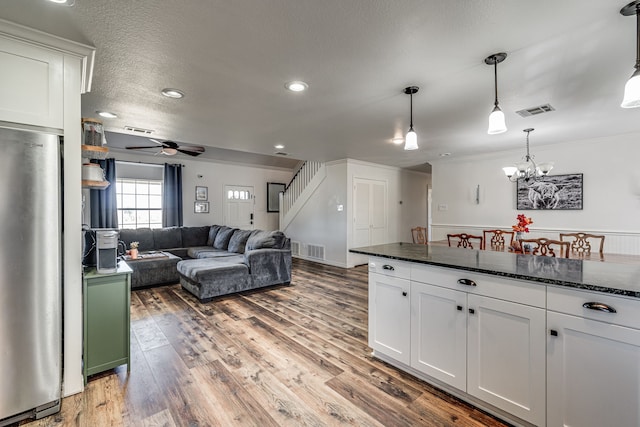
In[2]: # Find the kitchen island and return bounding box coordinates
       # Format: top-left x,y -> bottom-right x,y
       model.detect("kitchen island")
350,243 -> 640,427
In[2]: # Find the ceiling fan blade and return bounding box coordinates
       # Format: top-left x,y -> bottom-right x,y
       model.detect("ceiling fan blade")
149,138 -> 164,146
163,140 -> 179,149
126,146 -> 157,149
177,145 -> 205,153
177,149 -> 203,157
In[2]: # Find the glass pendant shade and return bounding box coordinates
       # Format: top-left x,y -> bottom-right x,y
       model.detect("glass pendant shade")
621,68 -> 640,108
487,105 -> 507,134
404,128 -> 418,150
502,166 -> 517,178
537,162 -> 554,175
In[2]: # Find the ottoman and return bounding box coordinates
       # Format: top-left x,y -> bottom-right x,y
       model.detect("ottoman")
126,251 -> 181,289
177,258 -> 251,302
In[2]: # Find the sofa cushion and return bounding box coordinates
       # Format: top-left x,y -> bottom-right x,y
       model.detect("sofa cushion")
213,226 -> 237,250
246,230 -> 286,250
228,229 -> 254,254
206,225 -> 222,246
181,226 -> 210,247
119,228 -> 155,252
187,246 -> 233,258
153,227 -> 183,250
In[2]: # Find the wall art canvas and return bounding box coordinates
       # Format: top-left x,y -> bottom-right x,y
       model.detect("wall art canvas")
516,173 -> 583,210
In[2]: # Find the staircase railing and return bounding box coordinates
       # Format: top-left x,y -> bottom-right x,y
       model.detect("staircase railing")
280,161 -> 325,229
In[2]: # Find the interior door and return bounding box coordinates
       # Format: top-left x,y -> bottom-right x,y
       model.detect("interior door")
353,178 -> 387,247
224,185 -> 254,229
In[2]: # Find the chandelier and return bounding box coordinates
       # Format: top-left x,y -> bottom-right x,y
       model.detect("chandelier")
502,128 -> 554,182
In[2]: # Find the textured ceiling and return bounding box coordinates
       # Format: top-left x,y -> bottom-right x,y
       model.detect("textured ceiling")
1,1 -> 638,170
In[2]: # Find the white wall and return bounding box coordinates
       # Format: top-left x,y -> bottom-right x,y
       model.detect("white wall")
431,132 -> 640,254
284,159 -> 430,268
107,151 -> 292,231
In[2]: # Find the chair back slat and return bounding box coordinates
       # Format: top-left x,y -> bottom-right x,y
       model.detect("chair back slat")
447,233 -> 483,250
520,238 -> 570,258
412,227 -> 427,244
482,229 -> 515,250
559,232 -> 605,256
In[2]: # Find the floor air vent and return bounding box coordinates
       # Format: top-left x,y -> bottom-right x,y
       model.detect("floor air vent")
515,104 -> 555,118
291,241 -> 300,256
307,244 -> 325,260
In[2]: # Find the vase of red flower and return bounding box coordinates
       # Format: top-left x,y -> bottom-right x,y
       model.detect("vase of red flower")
511,214 -> 533,251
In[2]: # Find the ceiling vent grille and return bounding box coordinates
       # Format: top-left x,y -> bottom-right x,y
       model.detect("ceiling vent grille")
123,126 -> 154,135
515,104 -> 555,118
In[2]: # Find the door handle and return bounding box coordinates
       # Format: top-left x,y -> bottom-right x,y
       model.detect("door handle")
468,308 -> 475,314
457,305 -> 463,311
457,279 -> 477,287
402,291 -> 407,297
382,265 -> 395,271
582,302 -> 617,313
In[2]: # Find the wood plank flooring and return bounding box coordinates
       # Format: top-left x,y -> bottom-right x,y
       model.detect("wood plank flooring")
22,259 -> 510,427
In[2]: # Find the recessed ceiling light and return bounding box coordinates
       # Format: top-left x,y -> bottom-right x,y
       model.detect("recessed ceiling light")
439,153 -> 451,157
161,88 -> 185,99
96,111 -> 117,119
392,137 -> 404,145
285,81 -> 308,92
48,0 -> 68,3
274,144 -> 285,150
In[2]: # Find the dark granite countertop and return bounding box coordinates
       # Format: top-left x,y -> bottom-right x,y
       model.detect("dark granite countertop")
350,243 -> 640,298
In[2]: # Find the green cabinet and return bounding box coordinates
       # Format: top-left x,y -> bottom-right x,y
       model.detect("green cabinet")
83,262 -> 132,384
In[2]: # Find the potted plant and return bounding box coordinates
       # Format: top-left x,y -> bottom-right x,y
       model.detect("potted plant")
129,241 -> 139,259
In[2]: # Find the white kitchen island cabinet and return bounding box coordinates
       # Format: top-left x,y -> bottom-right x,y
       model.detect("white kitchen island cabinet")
352,242 -> 640,427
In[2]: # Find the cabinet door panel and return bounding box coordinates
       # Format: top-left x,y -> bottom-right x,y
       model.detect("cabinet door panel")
547,311 -> 640,427
411,282 -> 466,390
369,272 -> 410,364
0,37 -> 63,128
467,295 -> 546,426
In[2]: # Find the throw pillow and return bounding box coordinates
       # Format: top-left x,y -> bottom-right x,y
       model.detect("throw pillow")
227,229 -> 254,254
246,230 -> 286,251
206,225 -> 222,246
213,226 -> 237,250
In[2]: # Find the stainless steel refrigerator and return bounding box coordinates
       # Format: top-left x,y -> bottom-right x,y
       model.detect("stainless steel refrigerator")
0,127 -> 62,425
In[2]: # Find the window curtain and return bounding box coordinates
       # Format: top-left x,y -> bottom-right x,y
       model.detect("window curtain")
163,163 -> 183,227
90,158 -> 118,228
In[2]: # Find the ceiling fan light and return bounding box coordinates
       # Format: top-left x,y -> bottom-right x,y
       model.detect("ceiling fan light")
621,69 -> 640,108
487,105 -> 507,134
404,129 -> 418,150
163,148 -> 178,155
502,166 -> 517,178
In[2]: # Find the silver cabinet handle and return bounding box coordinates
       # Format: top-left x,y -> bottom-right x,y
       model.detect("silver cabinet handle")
382,265 -> 395,271
457,278 -> 476,287
583,302 -> 617,313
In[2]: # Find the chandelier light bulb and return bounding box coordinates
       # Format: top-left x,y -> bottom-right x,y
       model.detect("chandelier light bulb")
621,69 -> 640,108
488,105 -> 507,134
404,128 -> 418,150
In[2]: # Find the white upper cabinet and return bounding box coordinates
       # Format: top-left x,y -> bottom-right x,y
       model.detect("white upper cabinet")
0,37 -> 64,129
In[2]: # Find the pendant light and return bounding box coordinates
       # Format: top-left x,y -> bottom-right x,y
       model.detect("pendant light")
502,128 -> 554,182
484,53 -> 507,134
404,86 -> 419,150
621,1 -> 640,108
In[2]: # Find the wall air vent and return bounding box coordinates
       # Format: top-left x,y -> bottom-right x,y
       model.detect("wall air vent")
515,104 -> 555,118
307,244 -> 325,260
123,126 -> 154,135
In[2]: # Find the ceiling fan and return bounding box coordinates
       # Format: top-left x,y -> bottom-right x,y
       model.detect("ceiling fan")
126,139 -> 205,157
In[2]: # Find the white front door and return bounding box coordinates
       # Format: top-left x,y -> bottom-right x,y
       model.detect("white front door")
224,185 -> 255,229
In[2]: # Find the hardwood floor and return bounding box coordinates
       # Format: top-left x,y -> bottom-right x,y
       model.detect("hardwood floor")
23,259 -> 510,427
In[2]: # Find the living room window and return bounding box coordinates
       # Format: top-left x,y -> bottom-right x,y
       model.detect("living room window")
116,179 -> 163,229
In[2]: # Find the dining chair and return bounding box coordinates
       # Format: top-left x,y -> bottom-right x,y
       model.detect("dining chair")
482,229 -> 515,251
447,233 -> 483,249
559,232 -> 605,256
519,238 -> 570,258
411,227 -> 427,244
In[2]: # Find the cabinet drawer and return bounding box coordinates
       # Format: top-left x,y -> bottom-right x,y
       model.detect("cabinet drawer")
411,264 -> 545,308
369,256 -> 411,280
548,286 -> 640,329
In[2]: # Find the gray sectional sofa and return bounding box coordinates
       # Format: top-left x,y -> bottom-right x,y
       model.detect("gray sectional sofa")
117,225 -> 292,301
